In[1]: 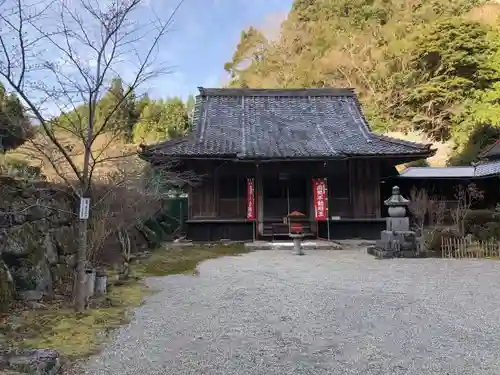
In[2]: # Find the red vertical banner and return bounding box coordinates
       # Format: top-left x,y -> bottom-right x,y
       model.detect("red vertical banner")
247,178 -> 255,220
313,178 -> 328,221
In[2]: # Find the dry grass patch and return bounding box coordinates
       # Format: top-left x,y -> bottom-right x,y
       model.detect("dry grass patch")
135,243 -> 250,277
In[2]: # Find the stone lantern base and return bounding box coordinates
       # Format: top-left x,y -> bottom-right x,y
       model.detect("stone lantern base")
367,230 -> 424,259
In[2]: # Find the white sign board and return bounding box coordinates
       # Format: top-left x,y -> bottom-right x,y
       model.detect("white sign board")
79,197 -> 90,219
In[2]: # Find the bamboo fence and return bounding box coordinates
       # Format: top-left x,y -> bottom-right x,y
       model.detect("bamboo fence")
441,236 -> 500,259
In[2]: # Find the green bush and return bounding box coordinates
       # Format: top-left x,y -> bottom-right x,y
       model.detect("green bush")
1,155 -> 44,179
425,226 -> 460,254
469,221 -> 500,241
460,209 -> 500,241
464,209 -> 495,227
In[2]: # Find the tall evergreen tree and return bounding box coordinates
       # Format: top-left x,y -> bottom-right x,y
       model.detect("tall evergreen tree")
0,83 -> 32,152
97,77 -> 130,135
133,97 -> 189,143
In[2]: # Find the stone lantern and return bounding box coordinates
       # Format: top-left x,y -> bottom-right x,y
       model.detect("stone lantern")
367,185 -> 422,258
384,185 -> 409,218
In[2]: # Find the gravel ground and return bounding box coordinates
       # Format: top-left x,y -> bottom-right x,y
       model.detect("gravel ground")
83,250 -> 500,375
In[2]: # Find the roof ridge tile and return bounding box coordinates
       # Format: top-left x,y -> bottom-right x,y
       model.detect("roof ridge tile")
198,87 -> 356,97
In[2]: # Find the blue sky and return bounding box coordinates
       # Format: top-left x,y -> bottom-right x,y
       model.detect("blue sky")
147,0 -> 293,100
0,0 -> 292,115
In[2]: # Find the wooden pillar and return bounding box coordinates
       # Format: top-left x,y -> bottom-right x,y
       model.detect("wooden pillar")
308,175 -> 316,234
256,164 -> 264,235
187,185 -> 193,220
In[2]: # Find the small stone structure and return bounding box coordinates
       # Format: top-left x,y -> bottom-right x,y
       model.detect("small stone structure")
0,348 -> 60,375
367,186 -> 424,258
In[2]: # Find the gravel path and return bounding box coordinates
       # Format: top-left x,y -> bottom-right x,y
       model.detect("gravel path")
84,250 -> 500,375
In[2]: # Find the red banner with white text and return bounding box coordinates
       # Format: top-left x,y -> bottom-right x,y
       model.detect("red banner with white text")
247,178 -> 256,220
313,178 -> 328,221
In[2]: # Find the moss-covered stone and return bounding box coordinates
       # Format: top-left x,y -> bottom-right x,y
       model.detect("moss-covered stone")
0,260 -> 14,311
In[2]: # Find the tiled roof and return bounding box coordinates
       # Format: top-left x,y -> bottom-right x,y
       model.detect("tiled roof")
475,160 -> 500,176
398,166 -> 475,178
399,160 -> 500,179
143,88 -> 433,160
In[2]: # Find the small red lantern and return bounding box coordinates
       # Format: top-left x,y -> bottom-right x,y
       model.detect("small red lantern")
288,210 -> 305,234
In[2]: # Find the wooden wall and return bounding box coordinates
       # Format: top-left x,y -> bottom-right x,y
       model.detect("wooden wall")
187,161 -> 216,219
325,161 -> 351,217
188,161 -> 255,219
187,159 -> 383,220
349,159 -> 381,218
189,178 -> 216,218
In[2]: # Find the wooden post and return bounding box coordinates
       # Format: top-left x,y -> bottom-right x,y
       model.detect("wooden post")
326,177 -> 330,241
256,164 -> 263,237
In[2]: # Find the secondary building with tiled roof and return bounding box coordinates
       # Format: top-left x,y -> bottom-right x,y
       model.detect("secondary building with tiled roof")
141,87 -> 435,241
392,140 -> 500,213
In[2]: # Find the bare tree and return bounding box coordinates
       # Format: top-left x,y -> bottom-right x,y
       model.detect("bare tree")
408,186 -> 447,253
427,198 -> 446,229
0,0 -> 185,310
451,183 -> 484,236
409,187 -> 430,236
87,156 -> 198,279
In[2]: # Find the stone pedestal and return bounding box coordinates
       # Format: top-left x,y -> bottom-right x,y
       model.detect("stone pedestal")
386,217 -> 409,232
290,234 -> 304,255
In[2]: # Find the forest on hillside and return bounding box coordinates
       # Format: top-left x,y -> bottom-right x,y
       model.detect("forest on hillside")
1,78 -> 194,158
3,0 -> 500,168
0,77 -> 195,179
52,78 -> 195,145
225,0 -> 500,166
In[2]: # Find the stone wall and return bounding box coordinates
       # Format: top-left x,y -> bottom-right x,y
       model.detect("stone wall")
0,175 -> 179,310
0,176 -> 77,309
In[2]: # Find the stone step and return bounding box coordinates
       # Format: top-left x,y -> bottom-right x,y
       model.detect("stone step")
245,241 -> 342,251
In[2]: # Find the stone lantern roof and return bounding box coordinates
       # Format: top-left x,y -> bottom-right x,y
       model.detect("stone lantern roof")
384,186 -> 409,207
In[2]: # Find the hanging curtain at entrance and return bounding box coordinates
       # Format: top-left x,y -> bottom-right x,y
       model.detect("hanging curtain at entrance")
247,178 -> 256,220
312,178 -> 328,221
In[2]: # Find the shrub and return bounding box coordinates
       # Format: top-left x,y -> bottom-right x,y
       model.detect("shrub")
461,209 -> 500,241
469,221 -> 500,241
425,226 -> 460,254
1,155 -> 44,179
463,209 -> 495,232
